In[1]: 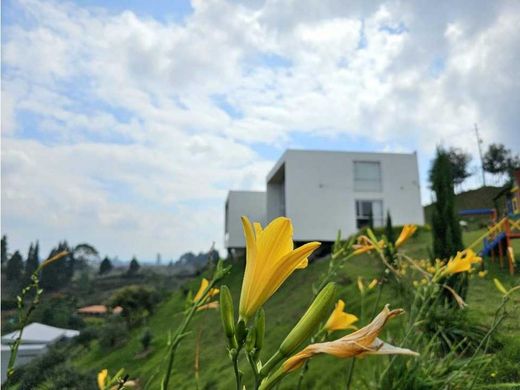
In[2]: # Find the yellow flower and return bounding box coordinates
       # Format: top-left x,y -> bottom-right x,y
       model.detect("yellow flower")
97,369 -> 108,390
368,279 -> 378,290
239,216 -> 320,321
352,236 -> 385,255
493,278 -> 508,295
395,225 -> 417,248
442,249 -> 482,276
324,300 -> 358,333
194,278 -> 219,303
282,305 -> 418,373
478,270 -> 488,278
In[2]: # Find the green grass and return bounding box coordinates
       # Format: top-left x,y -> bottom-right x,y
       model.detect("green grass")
73,229 -> 520,389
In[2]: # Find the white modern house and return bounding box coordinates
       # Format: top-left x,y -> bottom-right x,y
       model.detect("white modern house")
225,149 -> 424,250
225,191 -> 266,248
1,322 -> 79,382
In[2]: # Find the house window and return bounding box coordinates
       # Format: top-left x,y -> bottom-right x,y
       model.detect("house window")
354,161 -> 382,192
355,200 -> 383,228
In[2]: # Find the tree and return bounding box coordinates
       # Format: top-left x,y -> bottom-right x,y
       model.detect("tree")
446,147 -> 472,186
428,147 -> 472,188
430,148 -> 464,259
483,143 -> 510,176
385,211 -> 396,244
6,250 -> 24,281
430,148 -> 466,300
1,235 -> 7,264
109,285 -> 160,328
40,242 -> 74,291
127,257 -> 140,276
99,257 -> 113,275
483,143 -> 520,182
24,242 -> 40,283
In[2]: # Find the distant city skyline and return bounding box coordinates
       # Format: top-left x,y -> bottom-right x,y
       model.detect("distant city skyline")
2,0 -> 519,260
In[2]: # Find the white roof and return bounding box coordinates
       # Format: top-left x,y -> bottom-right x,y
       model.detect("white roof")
1,323 -> 79,345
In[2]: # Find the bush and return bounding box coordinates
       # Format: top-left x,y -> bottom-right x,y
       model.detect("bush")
140,327 -> 153,351
99,319 -> 128,349
75,326 -> 98,349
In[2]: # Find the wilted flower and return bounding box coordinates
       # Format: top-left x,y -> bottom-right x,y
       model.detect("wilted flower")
197,301 -> 219,311
395,225 -> 417,248
323,300 -> 358,333
239,216 -> 320,321
353,236 -> 384,255
282,305 -> 418,373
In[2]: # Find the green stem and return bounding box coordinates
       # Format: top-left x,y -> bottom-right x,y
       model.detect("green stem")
232,351 -> 242,390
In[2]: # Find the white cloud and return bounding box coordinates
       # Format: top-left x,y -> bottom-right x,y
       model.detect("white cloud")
2,0 -> 519,259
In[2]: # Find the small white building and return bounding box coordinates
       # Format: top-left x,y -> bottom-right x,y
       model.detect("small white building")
1,323 -> 79,382
225,149 -> 424,248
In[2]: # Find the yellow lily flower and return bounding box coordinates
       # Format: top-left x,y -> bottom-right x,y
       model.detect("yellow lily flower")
97,369 -> 108,390
352,236 -> 384,255
478,270 -> 488,278
282,305 -> 418,372
194,278 -> 219,303
395,225 -> 417,248
442,249 -> 482,276
324,299 -> 358,333
239,216 -> 320,321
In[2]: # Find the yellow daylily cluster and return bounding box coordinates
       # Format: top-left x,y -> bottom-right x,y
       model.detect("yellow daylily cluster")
282,305 -> 418,373
323,299 -> 358,333
239,216 -> 320,321
441,249 -> 482,277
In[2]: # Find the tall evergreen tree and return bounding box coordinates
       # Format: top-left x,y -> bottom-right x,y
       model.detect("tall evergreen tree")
430,148 -> 464,259
385,211 -> 396,244
24,242 -> 40,282
127,257 -> 140,276
40,242 -> 74,290
430,147 -> 466,299
6,250 -> 24,281
1,235 -> 7,264
99,257 -> 113,275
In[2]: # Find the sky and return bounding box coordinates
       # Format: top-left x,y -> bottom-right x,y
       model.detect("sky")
2,0 -> 519,262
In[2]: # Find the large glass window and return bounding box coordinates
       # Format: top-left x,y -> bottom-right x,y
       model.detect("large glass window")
355,200 -> 383,228
354,161 -> 382,192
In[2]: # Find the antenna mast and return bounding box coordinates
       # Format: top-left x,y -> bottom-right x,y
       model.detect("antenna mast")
474,123 -> 486,186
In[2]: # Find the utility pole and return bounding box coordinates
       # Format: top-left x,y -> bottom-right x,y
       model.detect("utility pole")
474,123 -> 486,187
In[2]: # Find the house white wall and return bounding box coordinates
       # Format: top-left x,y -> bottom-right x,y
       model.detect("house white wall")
225,191 -> 266,248
267,150 -> 424,242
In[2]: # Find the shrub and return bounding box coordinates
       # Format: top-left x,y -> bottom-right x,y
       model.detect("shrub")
140,327 -> 153,351
99,319 -> 128,349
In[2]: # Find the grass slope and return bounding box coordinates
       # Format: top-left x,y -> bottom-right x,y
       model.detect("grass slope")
74,229 -> 520,389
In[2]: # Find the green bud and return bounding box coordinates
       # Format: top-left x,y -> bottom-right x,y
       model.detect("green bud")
279,282 -> 336,356
236,318 -> 248,347
219,285 -> 236,346
246,328 -> 256,353
255,308 -> 265,352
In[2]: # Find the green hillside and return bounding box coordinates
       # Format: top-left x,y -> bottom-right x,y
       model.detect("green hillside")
72,229 -> 520,389
424,186 -> 506,225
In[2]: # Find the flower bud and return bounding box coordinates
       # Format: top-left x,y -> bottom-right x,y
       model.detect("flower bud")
255,308 -> 265,352
279,282 -> 336,356
219,285 -> 236,345
236,318 -> 248,347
